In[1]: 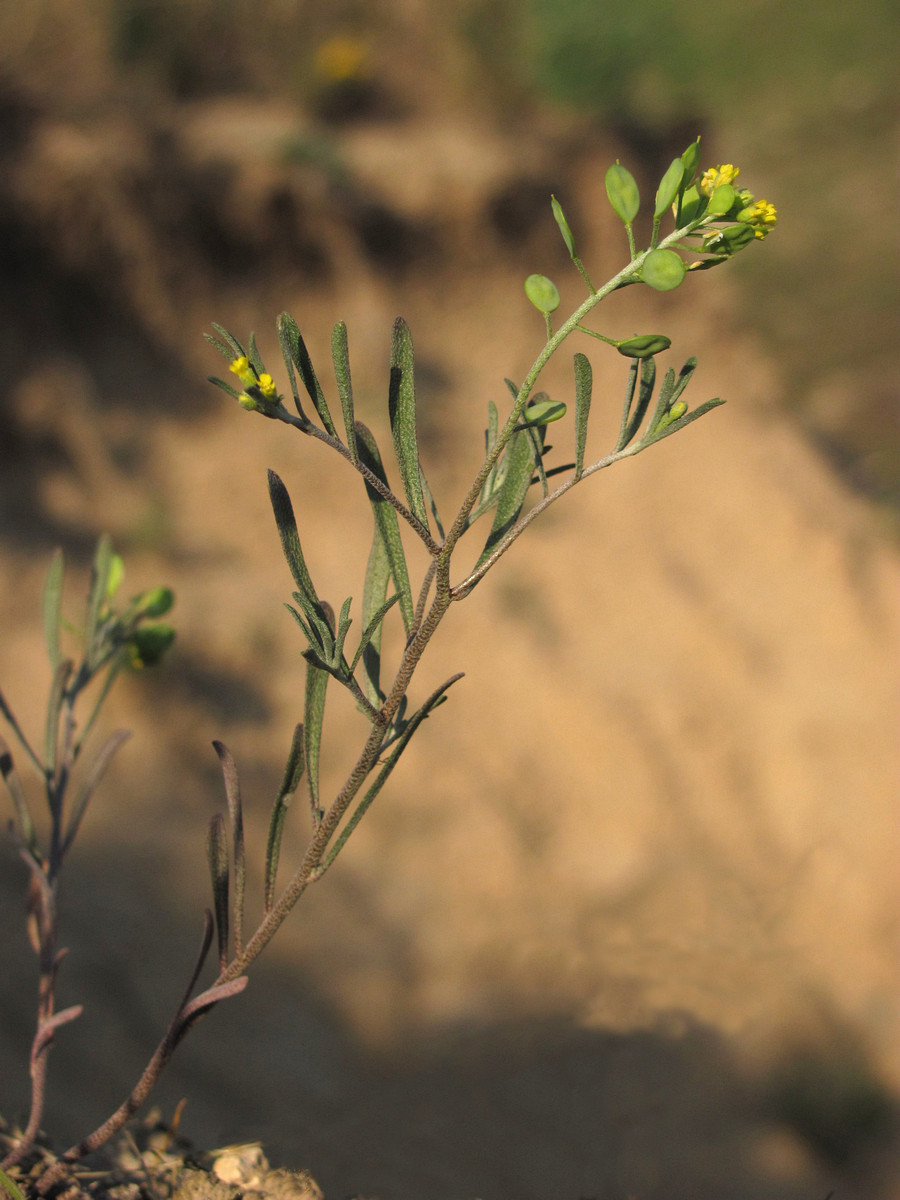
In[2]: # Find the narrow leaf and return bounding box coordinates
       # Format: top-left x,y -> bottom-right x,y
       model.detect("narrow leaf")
278,312 -> 336,435
264,795 -> 292,914
1,1167 -> 28,1200
624,357 -> 657,447
360,526 -> 391,704
268,470 -> 327,626
247,331 -> 264,375
210,322 -> 246,359
614,358 -> 640,451
178,910 -> 214,1010
350,592 -> 401,677
332,321 -> 357,463
573,352 -> 592,480
418,466 -> 445,540
354,422 -> 414,634
642,397 -> 726,446
208,375 -> 244,401
42,549 -> 64,673
280,721 -> 307,797
388,317 -> 428,529
0,735 -> 38,853
475,428 -> 537,570
213,741 -> 245,958
647,357 -> 697,437
84,535 -> 114,670
44,659 -> 73,776
265,723 -> 305,910
206,813 -> 229,970
304,661 -> 329,824
61,729 -> 131,857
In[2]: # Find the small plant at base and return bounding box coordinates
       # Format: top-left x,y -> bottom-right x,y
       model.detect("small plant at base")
0,139 -> 775,1195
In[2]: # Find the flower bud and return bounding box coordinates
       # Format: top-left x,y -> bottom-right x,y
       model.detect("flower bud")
524,273 -> 561,314
605,163 -> 640,224
616,334 -> 672,359
641,248 -> 686,291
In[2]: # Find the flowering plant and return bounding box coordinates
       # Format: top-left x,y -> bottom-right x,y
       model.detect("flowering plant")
1,140 -> 774,1196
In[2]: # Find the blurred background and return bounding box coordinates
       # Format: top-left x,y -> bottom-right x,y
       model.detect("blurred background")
0,2 -> 898,1197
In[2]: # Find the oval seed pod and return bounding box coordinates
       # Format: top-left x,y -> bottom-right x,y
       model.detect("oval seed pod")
524,397 -> 567,425
707,183 -> 736,216
641,249 -> 686,291
605,163 -> 640,224
719,223 -> 757,251
654,158 -> 685,219
136,586 -> 175,618
551,196 -> 576,258
616,334 -> 672,359
524,273 -> 561,314
680,137 -> 701,182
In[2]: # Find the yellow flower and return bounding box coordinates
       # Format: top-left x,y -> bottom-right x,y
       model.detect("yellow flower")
700,164 -> 740,196
738,198 -> 778,238
229,356 -> 257,388
314,35 -> 368,83
257,372 -> 278,398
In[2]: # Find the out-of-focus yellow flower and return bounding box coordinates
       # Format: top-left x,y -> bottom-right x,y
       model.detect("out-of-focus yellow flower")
314,35 -> 368,83
700,164 -> 740,196
738,198 -> 778,238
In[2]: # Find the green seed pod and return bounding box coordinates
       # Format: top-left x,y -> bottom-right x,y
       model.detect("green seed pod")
654,158 -> 685,219
136,586 -> 175,618
616,334 -> 672,359
551,195 -> 576,258
605,162 -> 640,224
524,273 -> 561,314
668,400 -> 688,422
707,183 -> 736,216
720,223 -> 757,251
641,248 -> 686,291
524,398 -> 567,425
680,138 -> 701,183
129,624 -> 175,668
678,184 -> 704,224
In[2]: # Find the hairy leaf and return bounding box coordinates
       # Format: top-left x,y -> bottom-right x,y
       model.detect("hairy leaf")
388,317 -> 429,529
42,549 -> 64,673
354,422 -> 414,634
475,427 -> 537,570
206,813 -> 229,970
332,321 -> 357,463
213,741 -> 245,957
278,312 -> 336,434
573,352 -> 592,480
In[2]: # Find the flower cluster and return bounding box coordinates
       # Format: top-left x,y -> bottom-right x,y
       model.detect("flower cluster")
229,356 -> 281,413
